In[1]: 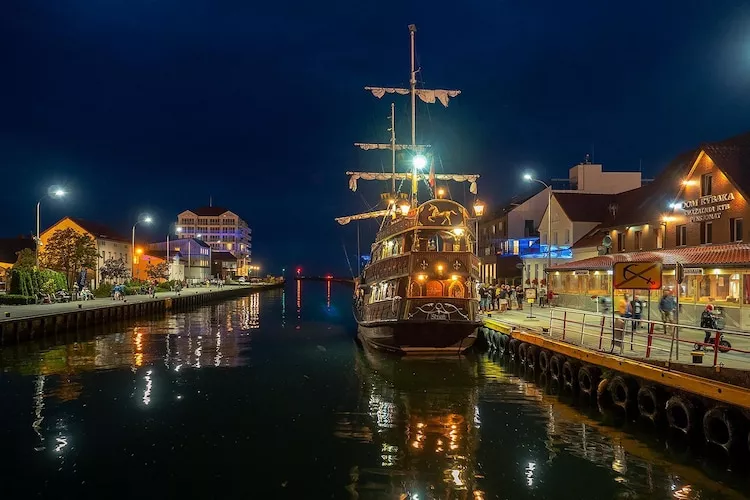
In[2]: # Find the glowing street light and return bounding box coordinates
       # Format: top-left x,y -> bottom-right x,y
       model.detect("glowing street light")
523,173 -> 552,271
472,199 -> 485,257
35,186 -> 66,269
399,199 -> 411,216
132,214 -> 153,278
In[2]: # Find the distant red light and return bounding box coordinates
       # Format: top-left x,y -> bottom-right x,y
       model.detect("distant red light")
325,275 -> 333,279
296,267 -> 301,275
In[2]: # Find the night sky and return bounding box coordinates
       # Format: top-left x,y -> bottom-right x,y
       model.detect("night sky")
2,1 -> 749,276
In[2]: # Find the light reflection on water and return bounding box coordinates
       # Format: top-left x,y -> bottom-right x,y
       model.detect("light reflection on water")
0,285 -> 746,499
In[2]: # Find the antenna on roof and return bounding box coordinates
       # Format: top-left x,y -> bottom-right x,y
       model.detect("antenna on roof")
209,195 -> 212,207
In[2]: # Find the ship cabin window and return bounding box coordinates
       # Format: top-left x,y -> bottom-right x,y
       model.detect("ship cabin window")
370,281 -> 397,303
408,277 -> 467,298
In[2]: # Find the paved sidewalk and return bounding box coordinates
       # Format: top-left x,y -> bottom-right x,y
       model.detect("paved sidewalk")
0,284 -> 277,322
482,305 -> 750,371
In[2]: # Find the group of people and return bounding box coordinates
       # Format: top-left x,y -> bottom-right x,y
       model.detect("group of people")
477,283 -> 553,313
621,288 -> 722,349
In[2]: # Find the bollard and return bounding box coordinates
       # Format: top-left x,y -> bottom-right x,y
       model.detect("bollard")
598,316 -> 605,350
645,323 -> 654,358
562,311 -> 567,340
713,332 -> 721,366
4,312 -> 9,318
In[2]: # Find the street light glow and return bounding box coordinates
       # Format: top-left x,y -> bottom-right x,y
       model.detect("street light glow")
413,155 -> 427,169
144,216 -> 153,223
523,173 -> 533,181
53,189 -> 65,197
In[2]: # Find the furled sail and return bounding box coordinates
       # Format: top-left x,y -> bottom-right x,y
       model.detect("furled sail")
354,143 -> 431,151
364,87 -> 461,107
335,209 -> 391,226
346,172 -> 479,194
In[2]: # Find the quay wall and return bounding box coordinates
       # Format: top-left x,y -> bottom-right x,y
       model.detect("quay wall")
0,283 -> 283,345
479,316 -> 750,454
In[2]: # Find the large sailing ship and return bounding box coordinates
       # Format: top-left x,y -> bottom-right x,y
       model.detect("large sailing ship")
336,25 -> 483,354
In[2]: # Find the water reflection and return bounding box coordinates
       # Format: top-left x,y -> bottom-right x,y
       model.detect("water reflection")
340,346 -> 481,499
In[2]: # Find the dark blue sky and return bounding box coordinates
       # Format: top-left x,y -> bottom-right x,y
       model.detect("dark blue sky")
2,1 -> 749,275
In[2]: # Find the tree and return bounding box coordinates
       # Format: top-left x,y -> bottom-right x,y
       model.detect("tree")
145,261 -> 169,281
13,248 -> 36,270
41,228 -> 99,288
100,257 -> 129,282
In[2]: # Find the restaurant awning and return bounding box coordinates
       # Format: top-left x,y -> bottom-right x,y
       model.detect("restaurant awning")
548,243 -> 750,271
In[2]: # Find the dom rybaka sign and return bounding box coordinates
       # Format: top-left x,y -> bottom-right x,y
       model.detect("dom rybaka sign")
680,193 -> 734,223
613,262 -> 663,290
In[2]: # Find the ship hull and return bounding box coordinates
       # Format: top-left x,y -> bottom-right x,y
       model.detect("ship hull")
355,317 -> 478,355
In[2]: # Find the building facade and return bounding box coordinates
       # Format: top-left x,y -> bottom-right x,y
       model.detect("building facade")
148,238 -> 210,283
176,207 -> 251,276
40,217 -> 132,289
547,131 -> 750,329
478,161 -> 644,284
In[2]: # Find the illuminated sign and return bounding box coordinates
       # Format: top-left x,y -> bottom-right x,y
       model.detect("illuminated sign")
679,193 -> 734,223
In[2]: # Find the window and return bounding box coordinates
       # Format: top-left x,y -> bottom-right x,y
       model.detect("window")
730,218 -> 743,242
700,221 -> 713,244
701,174 -> 712,196
524,220 -> 536,237
564,229 -> 570,244
656,227 -> 664,249
634,230 -> 642,250
617,232 -> 625,252
552,232 -> 558,246
676,225 -> 689,247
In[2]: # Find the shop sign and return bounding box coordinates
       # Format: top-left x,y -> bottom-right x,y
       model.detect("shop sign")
683,268 -> 704,275
573,270 -> 589,276
680,193 -> 734,223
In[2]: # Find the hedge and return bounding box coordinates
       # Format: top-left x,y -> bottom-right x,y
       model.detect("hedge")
0,294 -> 36,305
9,268 -> 67,297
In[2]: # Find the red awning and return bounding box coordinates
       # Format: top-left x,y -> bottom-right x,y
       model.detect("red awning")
548,243 -> 750,271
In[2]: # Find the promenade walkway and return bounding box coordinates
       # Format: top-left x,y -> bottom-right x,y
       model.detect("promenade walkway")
482,304 -> 750,371
0,283 -> 277,323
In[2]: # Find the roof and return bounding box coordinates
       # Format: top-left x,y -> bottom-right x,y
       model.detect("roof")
572,225 -> 608,249
549,243 -> 750,271
553,193 -> 618,223
68,218 -> 130,243
0,237 -> 35,264
552,147 -> 701,229
701,130 -> 750,200
185,206 -> 232,217
211,250 -> 237,262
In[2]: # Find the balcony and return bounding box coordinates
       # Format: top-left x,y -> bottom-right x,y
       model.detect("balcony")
410,251 -> 478,276
377,217 -> 416,240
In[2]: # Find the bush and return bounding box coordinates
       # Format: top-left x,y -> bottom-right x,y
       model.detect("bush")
156,280 -> 178,291
94,283 -> 113,298
0,294 -> 36,305
9,268 -> 67,296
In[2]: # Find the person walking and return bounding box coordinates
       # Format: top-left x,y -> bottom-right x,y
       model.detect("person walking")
658,289 -> 676,335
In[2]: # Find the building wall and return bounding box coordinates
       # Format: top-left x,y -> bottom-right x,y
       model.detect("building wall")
569,164 -> 642,194
150,239 -> 211,283
40,218 -> 132,288
507,189 -> 549,239
664,152 -> 748,248
177,210 -> 252,275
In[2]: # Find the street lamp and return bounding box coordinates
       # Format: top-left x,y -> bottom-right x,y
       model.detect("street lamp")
132,214 -> 153,279
523,174 -> 552,272
413,154 -> 427,170
472,199 -> 485,257
35,187 -> 66,269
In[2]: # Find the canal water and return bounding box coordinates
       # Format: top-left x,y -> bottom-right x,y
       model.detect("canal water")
0,282 -> 748,499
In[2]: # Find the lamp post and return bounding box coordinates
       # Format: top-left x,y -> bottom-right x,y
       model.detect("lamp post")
132,214 -> 153,279
472,199 -> 485,257
35,187 -> 66,269
524,174 -> 552,272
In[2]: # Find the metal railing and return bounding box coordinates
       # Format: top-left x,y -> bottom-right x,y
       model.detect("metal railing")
537,308 -> 750,370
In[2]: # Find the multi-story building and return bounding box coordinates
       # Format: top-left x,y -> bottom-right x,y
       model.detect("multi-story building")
148,238 -> 210,283
478,161 -> 644,284
176,206 -> 251,277
40,217 -> 132,288
548,130 -> 750,328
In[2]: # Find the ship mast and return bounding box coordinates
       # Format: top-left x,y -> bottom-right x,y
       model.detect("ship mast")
389,102 -> 396,194
339,24 -> 477,226
409,24 -> 418,206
